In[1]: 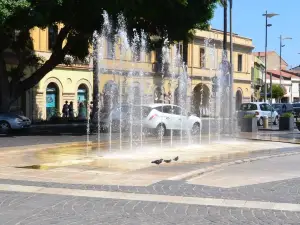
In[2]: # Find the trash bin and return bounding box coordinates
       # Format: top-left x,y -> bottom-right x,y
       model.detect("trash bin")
263,116 -> 268,129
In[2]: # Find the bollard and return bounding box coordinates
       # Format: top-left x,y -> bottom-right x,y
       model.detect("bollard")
263,116 -> 268,129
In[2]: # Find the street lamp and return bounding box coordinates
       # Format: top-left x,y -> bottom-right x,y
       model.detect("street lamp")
229,0 -> 233,134
279,35 -> 292,86
262,11 -> 279,102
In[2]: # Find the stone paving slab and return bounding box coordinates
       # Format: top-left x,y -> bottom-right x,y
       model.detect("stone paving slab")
1,190 -> 300,224
2,183 -> 300,212
0,140 -> 298,187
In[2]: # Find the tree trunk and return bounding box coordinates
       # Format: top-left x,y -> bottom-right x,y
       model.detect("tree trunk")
222,0 -> 228,131
0,55 -> 11,112
182,40 -> 188,66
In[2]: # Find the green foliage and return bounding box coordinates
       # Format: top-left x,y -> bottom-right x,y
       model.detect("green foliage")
244,114 -> 256,119
272,84 -> 285,99
0,0 -> 218,111
281,112 -> 294,118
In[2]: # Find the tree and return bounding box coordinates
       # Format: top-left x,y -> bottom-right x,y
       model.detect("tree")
272,84 -> 285,101
0,0 -> 218,112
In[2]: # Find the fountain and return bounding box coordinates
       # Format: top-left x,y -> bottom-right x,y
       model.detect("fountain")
89,10 -> 235,155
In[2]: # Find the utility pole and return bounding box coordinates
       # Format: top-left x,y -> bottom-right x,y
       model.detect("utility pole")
264,11 -> 268,103
223,0 -> 228,56
262,11 -> 279,102
229,0 -> 233,134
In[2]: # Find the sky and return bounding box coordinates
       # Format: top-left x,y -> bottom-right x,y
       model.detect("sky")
210,0 -> 300,69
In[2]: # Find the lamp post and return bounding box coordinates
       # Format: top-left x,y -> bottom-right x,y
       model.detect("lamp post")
279,36 -> 292,86
262,11 -> 279,102
229,0 -> 233,134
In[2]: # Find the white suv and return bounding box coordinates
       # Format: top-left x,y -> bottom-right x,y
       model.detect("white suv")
141,104 -> 202,137
238,102 -> 279,126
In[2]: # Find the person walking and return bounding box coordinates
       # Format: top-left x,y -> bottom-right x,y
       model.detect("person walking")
62,101 -> 69,118
68,101 -> 74,119
78,102 -> 86,119
89,101 -> 93,120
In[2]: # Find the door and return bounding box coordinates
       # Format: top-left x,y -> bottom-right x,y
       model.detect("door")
161,105 -> 175,130
261,103 -> 274,122
173,106 -> 188,130
259,103 -> 268,118
266,104 -> 276,122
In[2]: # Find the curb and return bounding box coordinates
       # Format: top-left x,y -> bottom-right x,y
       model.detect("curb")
168,151 -> 300,181
236,136 -> 300,145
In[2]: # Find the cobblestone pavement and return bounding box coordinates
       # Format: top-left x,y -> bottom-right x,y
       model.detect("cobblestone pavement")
1,190 -> 300,225
2,151 -> 300,224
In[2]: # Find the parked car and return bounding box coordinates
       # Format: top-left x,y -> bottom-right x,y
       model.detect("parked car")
272,103 -> 294,116
237,102 -> 279,126
0,112 -> 31,133
91,104 -> 202,137
292,103 -> 300,117
142,104 -> 202,137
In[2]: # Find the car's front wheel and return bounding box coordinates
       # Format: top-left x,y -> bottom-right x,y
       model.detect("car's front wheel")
155,124 -> 166,139
258,117 -> 263,126
0,121 -> 11,134
191,123 -> 201,135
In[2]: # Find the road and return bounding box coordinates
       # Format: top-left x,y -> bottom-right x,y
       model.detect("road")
0,119 -> 234,148
2,149 -> 300,224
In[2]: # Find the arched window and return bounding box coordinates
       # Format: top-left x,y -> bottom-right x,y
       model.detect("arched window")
192,84 -> 210,117
46,82 -> 59,119
77,84 -> 89,119
236,90 -> 243,110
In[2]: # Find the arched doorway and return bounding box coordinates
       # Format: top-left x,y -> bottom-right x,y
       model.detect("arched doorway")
77,84 -> 88,119
128,82 -> 142,105
192,83 -> 210,116
46,82 -> 59,119
236,90 -> 243,110
103,81 -> 119,112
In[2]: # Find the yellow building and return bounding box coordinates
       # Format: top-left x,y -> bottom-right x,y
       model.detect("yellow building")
18,26 -> 253,120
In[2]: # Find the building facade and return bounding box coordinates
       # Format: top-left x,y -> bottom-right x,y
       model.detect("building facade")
16,27 -> 254,121
254,51 -> 288,71
251,55 -> 265,101
265,70 -> 300,103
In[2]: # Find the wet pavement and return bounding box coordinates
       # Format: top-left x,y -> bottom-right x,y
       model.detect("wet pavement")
1,140 -> 300,224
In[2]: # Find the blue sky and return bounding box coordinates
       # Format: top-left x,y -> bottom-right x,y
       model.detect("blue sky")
210,0 -> 300,69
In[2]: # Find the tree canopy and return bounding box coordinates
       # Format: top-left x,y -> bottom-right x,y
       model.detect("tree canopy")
272,84 -> 285,100
0,0 -> 218,111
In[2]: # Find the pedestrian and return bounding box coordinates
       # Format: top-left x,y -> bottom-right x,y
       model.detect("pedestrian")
89,101 -> 93,120
78,102 -> 85,119
62,101 -> 69,118
69,101 -> 74,119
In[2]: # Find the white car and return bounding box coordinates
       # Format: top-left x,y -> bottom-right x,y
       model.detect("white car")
91,104 -> 202,137
237,102 -> 279,126
140,104 -> 202,137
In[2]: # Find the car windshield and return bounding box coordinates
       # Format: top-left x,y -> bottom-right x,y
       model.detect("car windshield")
272,104 -> 281,110
240,103 -> 257,111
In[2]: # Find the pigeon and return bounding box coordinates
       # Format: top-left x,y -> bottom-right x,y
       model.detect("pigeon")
151,159 -> 163,165
173,156 -> 179,161
164,159 -> 172,163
